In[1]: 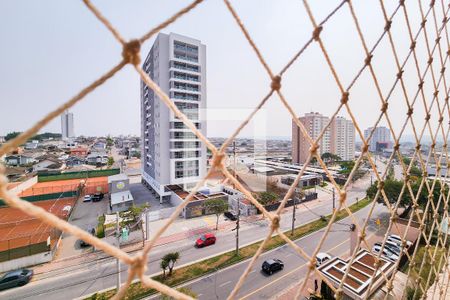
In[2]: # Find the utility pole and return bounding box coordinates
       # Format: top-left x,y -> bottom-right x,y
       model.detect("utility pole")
116,212 -> 121,292
291,189 -> 298,236
235,197 -> 240,256
233,141 -> 240,256
332,188 -> 335,212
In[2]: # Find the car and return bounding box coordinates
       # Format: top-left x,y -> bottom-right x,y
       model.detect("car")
374,242 -> 401,256
316,252 -> 332,267
372,245 -> 399,262
224,211 -> 237,221
83,195 -> 92,202
0,269 -> 33,291
195,233 -> 216,248
262,259 -> 284,275
92,193 -> 104,202
79,227 -> 96,248
388,234 -> 413,248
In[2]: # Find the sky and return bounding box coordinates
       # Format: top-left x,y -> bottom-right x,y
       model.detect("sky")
0,0 -> 447,141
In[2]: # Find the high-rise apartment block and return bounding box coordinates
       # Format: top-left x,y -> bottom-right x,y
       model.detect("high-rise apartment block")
141,33 -> 207,201
61,110 -> 74,140
364,126 -> 391,152
292,113 -> 355,164
330,116 -> 355,161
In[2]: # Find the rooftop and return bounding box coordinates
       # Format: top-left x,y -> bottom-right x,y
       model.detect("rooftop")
110,190 -> 134,206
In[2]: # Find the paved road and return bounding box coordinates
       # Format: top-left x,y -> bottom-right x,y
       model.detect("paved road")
0,176 -> 371,300
167,203 -> 386,300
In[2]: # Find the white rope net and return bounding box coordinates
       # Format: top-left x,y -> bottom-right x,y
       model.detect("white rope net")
1,0 -> 450,299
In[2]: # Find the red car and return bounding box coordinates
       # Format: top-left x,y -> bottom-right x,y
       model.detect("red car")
195,233 -> 216,248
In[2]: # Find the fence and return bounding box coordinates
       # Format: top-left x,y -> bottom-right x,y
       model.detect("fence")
1,1 -> 450,300
37,168 -> 120,182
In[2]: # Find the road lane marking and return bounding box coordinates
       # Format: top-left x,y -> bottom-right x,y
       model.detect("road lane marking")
220,280 -> 232,288
285,253 -> 293,257
239,231 -> 377,299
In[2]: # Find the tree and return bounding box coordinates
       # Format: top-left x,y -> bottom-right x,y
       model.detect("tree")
203,198 -> 229,230
5,131 -> 21,141
160,258 -> 169,279
257,191 -> 278,206
321,152 -> 341,164
107,157 -> 114,167
162,252 -> 180,276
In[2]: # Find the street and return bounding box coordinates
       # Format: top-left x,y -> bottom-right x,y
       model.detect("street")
0,173 -> 373,300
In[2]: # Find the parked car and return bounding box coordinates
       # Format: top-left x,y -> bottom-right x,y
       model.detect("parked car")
195,233 -> 216,248
372,245 -> 399,262
388,234 -> 413,248
374,242 -> 401,256
316,252 -> 332,267
224,211 -> 237,221
79,227 -> 96,248
0,269 -> 33,291
262,259 -> 284,275
92,193 -> 104,202
83,195 -> 92,202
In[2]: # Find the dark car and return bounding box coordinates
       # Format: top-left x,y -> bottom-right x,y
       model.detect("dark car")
0,269 -> 33,291
262,259 -> 284,275
195,233 -> 216,248
79,227 -> 96,248
92,192 -> 104,202
224,211 -> 237,221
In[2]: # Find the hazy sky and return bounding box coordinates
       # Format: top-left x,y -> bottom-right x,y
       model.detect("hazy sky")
0,1 -> 447,141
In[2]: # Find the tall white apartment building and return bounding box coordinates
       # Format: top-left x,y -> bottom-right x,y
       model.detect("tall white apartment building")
141,33 -> 207,202
364,126 -> 391,152
61,110 -> 74,140
331,116 -> 355,161
292,112 -> 331,164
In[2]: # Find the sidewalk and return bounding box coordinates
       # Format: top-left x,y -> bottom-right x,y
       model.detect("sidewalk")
32,174 -> 371,277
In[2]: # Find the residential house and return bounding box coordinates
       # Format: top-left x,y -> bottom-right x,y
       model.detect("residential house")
86,151 -> 108,165
5,155 -> 35,166
108,174 -> 133,213
70,147 -> 88,157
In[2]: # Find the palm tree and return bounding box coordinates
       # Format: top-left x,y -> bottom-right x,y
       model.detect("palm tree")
163,252 -> 180,276
160,259 -> 169,279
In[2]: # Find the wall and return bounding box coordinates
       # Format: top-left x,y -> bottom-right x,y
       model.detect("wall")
0,251 -> 52,273
7,176 -> 38,196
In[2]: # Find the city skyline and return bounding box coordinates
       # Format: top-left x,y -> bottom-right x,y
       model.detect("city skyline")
0,1 -> 440,140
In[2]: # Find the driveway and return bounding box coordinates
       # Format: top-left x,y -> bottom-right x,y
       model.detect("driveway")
129,182 -> 173,211
55,196 -> 109,259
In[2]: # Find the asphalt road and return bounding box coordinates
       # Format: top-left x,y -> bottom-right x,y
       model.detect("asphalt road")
0,175 -> 371,300
169,203 -> 386,300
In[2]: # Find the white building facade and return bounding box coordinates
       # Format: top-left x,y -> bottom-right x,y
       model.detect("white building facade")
141,33 -> 207,201
331,116 -> 355,161
61,110 -> 74,140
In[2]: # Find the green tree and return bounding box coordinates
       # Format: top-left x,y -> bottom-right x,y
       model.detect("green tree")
5,131 -> 21,141
160,258 -> 169,279
257,191 -> 278,206
107,157 -> 114,167
203,198 -> 229,230
321,152 -> 341,164
162,252 -> 180,276
106,136 -> 113,147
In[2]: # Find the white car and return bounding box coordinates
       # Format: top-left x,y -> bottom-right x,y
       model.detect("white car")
372,245 -> 399,262
316,252 -> 332,267
388,234 -> 413,248
83,195 -> 92,202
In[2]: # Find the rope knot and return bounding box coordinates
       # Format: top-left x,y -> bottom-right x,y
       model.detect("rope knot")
396,70 -> 403,79
130,253 -> 147,277
428,57 -> 433,65
362,144 -> 369,153
312,26 -> 323,41
339,191 -> 346,204
441,67 -> 446,74
418,80 -> 424,89
425,114 -> 431,121
393,143 -> 400,151
364,54 -> 373,66
415,144 -> 421,150
380,102 -> 388,113
340,92 -> 349,104
438,117 -> 443,123
384,20 -> 392,31
410,41 -> 416,50
271,215 -> 280,231
211,152 -> 225,169
399,0 -> 405,6
310,143 -> 319,154
122,39 -> 141,66
270,75 -> 282,91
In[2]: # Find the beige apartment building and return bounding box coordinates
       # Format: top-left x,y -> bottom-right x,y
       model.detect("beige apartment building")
292,113 -> 355,164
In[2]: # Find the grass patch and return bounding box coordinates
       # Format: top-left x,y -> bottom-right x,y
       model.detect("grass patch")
96,215 -> 105,238
404,244 -> 447,299
86,197 -> 371,300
